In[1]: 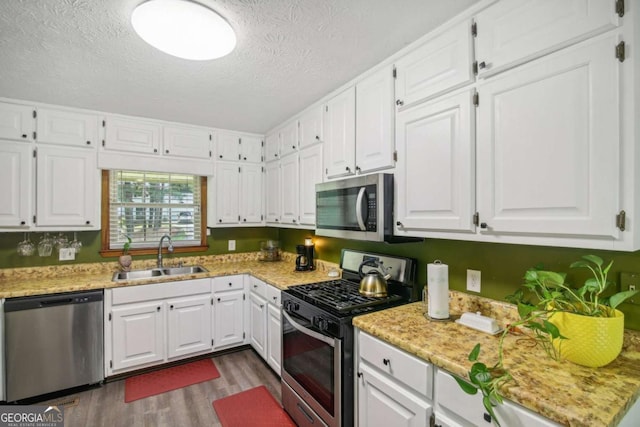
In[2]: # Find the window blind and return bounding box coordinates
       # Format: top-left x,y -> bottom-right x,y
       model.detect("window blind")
109,170 -> 201,249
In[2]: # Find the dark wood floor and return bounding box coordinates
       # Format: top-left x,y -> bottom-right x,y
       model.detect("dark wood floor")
39,348 -> 282,427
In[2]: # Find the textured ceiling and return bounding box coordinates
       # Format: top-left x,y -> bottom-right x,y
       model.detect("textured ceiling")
0,0 -> 477,134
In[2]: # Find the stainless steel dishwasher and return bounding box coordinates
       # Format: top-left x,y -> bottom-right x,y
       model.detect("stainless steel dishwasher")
5,289 -> 104,401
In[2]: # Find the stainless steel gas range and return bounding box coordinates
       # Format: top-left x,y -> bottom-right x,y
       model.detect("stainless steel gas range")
281,249 -> 418,427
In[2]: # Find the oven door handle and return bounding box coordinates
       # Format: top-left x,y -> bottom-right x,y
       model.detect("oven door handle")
282,310 -> 336,347
355,186 -> 367,231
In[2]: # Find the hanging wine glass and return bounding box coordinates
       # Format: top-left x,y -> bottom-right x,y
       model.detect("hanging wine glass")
54,232 -> 69,253
38,233 -> 53,257
17,232 -> 35,256
70,232 -> 82,254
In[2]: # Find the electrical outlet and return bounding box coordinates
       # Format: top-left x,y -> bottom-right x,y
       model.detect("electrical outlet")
228,240 -> 236,251
206,228 -> 211,236
620,272 -> 640,305
467,269 -> 481,292
59,248 -> 75,261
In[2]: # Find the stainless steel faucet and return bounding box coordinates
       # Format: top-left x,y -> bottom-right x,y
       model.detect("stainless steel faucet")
157,234 -> 174,268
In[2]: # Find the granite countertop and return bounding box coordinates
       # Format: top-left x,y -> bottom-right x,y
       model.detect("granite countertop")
353,297 -> 640,427
0,252 -> 339,298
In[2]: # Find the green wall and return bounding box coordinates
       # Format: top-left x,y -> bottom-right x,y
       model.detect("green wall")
2,227 -> 640,329
279,228 -> 640,330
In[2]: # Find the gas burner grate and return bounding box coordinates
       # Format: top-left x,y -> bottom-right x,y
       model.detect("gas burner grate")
288,280 -> 402,313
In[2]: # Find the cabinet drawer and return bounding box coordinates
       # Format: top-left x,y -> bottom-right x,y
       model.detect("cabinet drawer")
249,277 -> 267,298
359,331 -> 432,398
266,285 -> 281,307
212,275 -> 244,292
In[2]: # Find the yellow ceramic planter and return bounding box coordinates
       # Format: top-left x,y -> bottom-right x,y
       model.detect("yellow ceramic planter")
548,309 -> 624,368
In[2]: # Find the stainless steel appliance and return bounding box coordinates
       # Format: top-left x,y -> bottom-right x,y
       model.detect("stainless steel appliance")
281,249 -> 417,427
315,173 -> 393,242
5,290 -> 104,402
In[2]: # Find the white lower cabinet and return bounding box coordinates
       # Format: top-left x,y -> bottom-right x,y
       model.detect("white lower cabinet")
356,330 -> 433,427
434,368 -> 560,427
106,278 -> 213,375
212,275 -> 245,350
248,276 -> 282,375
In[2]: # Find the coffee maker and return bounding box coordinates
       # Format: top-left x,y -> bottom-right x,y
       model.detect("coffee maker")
295,241 -> 315,271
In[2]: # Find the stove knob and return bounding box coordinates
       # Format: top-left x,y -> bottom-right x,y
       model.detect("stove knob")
315,317 -> 329,331
294,303 -> 300,311
283,300 -> 292,311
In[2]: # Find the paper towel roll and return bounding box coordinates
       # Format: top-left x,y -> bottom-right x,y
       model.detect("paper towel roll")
427,260 -> 449,319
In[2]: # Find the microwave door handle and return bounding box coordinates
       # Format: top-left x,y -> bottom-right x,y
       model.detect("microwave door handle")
282,310 -> 336,347
355,187 -> 367,231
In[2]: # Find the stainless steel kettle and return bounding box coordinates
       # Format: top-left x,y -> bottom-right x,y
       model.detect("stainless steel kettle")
358,259 -> 391,297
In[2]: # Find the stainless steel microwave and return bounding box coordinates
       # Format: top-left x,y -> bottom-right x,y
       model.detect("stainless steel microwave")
315,173 -> 393,242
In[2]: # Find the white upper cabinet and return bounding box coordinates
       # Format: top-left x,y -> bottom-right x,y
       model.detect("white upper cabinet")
163,125 -> 211,159
239,135 -> 263,163
298,106 -> 323,149
265,131 -> 280,162
240,164 -> 264,224
104,115 -> 161,154
35,145 -> 99,227
213,162 -> 240,225
394,21 -> 474,109
280,152 -> 299,224
36,108 -> 99,148
395,89 -> 475,235
265,160 -> 281,223
216,131 -> 240,161
355,66 -> 395,174
474,0 -> 620,78
324,86 -> 356,179
280,120 -> 299,157
476,34 -> 620,239
0,102 -> 34,142
299,144 -> 323,226
0,141 -> 31,228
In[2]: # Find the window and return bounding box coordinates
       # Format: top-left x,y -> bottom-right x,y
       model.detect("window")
102,170 -> 207,253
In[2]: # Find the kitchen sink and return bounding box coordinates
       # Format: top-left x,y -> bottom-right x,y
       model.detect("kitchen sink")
161,266 -> 208,276
112,265 -> 208,282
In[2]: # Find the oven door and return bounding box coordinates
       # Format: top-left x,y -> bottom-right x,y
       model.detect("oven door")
282,309 -> 342,427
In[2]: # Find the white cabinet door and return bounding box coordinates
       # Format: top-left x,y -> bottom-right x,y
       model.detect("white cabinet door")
36,108 -> 99,148
163,125 -> 211,159
213,289 -> 245,349
265,160 -> 281,223
280,152 -> 299,225
214,162 -> 240,224
249,292 -> 267,359
0,141 -> 31,228
356,66 -> 395,174
112,302 -> 165,371
476,35 -> 620,238
395,21 -> 473,109
240,163 -> 263,224
215,131 -> 240,161
475,0 -> 619,78
0,102 -> 34,141
166,294 -> 212,360
35,145 -> 98,227
395,90 -> 475,234
239,135 -> 263,163
280,121 -> 299,157
324,87 -> 356,179
104,116 -> 161,154
358,364 -> 431,427
265,131 -> 280,162
299,106 -> 323,148
299,144 -> 322,226
267,302 -> 282,375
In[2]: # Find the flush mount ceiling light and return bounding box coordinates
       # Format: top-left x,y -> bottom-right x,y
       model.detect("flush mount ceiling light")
131,0 -> 236,60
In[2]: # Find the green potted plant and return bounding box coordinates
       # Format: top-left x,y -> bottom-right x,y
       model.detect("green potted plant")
118,235 -> 133,272
455,255 -> 638,425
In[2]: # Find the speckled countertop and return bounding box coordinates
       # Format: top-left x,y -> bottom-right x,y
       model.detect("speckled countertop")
353,296 -> 640,427
0,252 -> 339,298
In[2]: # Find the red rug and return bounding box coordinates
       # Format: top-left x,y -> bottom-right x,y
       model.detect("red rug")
125,359 -> 220,402
212,386 -> 296,427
